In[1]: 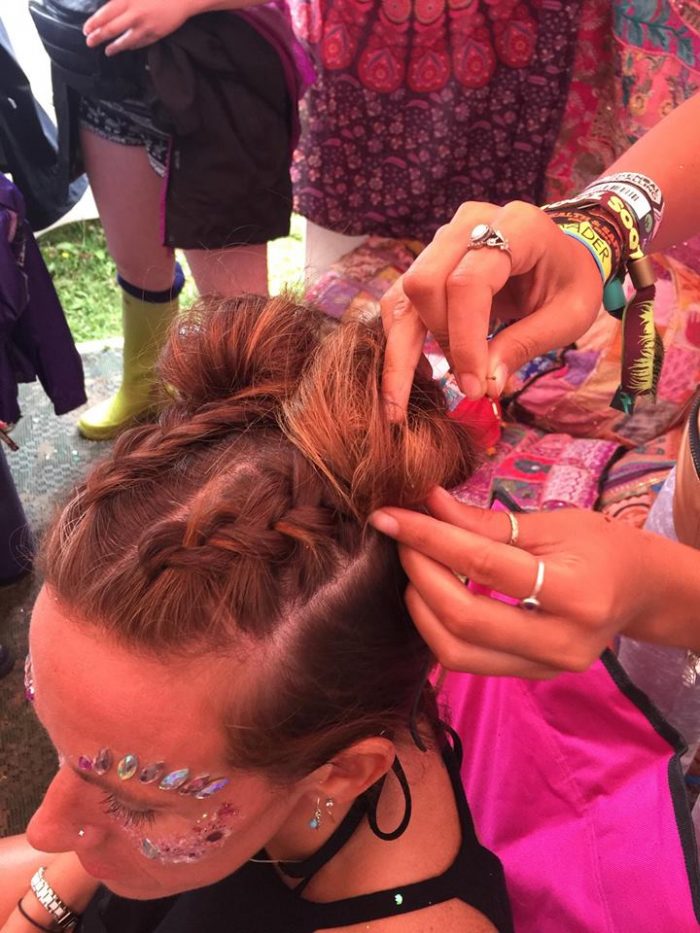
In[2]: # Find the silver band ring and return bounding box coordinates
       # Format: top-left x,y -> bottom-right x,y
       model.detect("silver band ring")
520,559 -> 545,611
468,223 -> 511,254
505,510 -> 519,547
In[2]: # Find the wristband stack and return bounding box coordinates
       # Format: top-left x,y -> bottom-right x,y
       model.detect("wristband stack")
542,172 -> 665,414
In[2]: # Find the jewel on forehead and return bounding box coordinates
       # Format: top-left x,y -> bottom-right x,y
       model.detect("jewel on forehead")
195,777 -> 230,799
117,754 -> 139,781
158,768 -> 190,791
178,775 -> 210,796
93,748 -> 113,776
77,756 -> 93,772
139,761 -> 166,785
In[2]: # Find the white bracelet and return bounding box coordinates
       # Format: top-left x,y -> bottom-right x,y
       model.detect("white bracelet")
29,867 -> 80,930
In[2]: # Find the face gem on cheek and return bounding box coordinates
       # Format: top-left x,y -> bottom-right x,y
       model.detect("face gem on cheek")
137,804 -> 240,865
24,654 -> 35,702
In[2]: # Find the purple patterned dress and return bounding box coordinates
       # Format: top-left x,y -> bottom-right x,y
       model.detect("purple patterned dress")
290,0 -> 584,241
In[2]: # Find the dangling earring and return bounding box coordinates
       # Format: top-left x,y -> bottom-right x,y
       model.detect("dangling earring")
309,797 -> 335,830
309,798 -> 322,830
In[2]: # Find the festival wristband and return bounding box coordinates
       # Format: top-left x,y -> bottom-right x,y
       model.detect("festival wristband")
556,221 -> 614,283
545,172 -> 664,253
594,172 -> 664,227
547,207 -> 624,271
598,192 -> 644,261
542,187 -> 664,414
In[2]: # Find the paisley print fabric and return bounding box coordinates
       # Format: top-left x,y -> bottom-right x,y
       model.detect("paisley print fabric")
291,0 -> 583,240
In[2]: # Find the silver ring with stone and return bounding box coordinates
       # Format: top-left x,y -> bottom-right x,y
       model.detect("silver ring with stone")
468,223 -> 511,254
505,510 -> 520,547
520,559 -> 545,611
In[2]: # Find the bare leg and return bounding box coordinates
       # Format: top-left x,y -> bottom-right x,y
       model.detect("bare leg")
79,127 -> 175,290
82,126 -> 268,297
186,244 -> 268,297
77,129 -> 179,439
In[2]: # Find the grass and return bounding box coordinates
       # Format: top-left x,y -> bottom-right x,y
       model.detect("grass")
38,214 -> 306,343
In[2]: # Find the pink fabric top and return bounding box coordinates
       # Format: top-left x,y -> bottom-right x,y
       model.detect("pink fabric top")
438,656 -> 700,931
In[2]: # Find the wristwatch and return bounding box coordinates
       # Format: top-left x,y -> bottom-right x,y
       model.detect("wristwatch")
29,867 -> 80,930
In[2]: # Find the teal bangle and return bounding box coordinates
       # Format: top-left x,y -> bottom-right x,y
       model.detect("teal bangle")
558,228 -> 606,284
603,277 -> 626,317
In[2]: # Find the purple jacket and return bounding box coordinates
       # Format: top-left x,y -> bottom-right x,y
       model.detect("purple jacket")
0,174 -> 86,423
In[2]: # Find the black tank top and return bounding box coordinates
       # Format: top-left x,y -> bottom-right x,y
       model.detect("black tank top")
80,731 -> 513,932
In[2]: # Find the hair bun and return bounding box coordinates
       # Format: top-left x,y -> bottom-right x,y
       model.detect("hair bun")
160,293 -> 326,425
283,316 -> 476,518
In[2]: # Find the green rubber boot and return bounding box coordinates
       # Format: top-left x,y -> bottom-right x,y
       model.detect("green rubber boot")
77,278 -> 181,441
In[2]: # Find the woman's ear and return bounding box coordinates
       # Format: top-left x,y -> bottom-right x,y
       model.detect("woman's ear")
307,736 -> 396,803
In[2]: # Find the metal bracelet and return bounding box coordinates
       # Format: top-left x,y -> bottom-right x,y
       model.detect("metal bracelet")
29,867 -> 81,930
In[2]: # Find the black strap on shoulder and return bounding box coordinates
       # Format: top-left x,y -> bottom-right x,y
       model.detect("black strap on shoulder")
366,755 -> 413,842
302,736 -> 514,932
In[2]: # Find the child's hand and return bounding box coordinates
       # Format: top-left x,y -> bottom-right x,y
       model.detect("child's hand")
83,0 -> 195,56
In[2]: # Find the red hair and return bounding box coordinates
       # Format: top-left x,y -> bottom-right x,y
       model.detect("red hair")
42,295 -> 476,779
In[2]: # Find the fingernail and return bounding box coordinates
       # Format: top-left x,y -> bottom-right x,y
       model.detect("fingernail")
458,373 -> 483,400
490,364 -> 508,397
368,510 -> 400,537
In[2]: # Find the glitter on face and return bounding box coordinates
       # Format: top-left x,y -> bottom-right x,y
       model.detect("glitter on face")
137,803 -> 240,864
24,653 -> 35,702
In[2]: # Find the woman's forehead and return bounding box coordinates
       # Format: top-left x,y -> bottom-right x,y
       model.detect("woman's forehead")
30,586 -> 230,770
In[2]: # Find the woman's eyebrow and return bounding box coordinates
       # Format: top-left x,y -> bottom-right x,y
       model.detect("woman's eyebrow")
29,699 -> 173,810
69,764 -> 172,809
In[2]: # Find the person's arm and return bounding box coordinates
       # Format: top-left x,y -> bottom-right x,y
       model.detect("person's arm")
83,0 -> 270,57
606,94 -> 700,254
369,490 -> 700,677
0,837 -> 99,932
381,92 -> 700,413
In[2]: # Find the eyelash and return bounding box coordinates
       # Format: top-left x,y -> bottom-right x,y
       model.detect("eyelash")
101,793 -> 157,829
